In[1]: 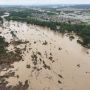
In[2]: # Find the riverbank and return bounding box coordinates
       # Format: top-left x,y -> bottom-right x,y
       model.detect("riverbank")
5,11 -> 90,48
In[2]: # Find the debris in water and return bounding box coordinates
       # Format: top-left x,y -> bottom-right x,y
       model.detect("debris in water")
58,80 -> 62,84
58,74 -> 63,79
42,40 -> 48,45
26,64 -> 31,68
77,64 -> 80,67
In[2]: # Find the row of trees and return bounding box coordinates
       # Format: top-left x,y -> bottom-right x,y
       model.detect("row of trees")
6,11 -> 90,48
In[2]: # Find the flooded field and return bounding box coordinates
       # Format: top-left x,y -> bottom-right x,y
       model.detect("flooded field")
0,19 -> 90,90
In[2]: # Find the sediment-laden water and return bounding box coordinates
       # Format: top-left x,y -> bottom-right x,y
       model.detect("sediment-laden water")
0,19 -> 90,90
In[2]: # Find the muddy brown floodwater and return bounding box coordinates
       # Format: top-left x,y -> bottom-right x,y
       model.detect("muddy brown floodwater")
0,20 -> 90,90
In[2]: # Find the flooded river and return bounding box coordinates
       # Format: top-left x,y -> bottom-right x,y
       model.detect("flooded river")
0,19 -> 90,90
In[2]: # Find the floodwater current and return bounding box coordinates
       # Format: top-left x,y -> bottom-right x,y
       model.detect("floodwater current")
0,15 -> 90,90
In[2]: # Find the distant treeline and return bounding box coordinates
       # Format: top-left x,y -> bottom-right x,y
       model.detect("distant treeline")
5,11 -> 90,48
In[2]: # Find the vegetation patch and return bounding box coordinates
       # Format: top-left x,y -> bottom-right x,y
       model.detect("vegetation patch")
0,36 -> 22,65
5,10 -> 90,48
